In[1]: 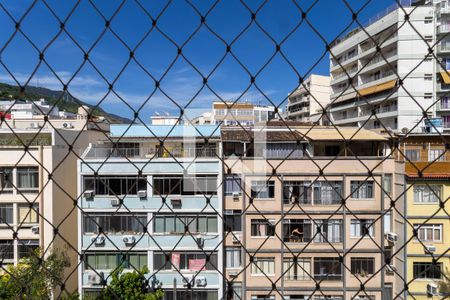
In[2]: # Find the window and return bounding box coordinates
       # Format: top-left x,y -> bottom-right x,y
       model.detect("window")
313,181 -> 343,204
283,219 -> 312,243
84,176 -> 147,196
313,220 -> 342,243
350,181 -> 374,199
424,74 -> 432,81
153,252 -> 217,271
425,17 -> 433,24
383,175 -> 392,195
224,210 -> 242,232
404,149 -> 420,161
351,258 -> 374,276
251,181 -> 275,199
251,257 -> 275,276
314,297 -> 343,300
413,185 -> 441,203
85,252 -> 147,270
283,181 -> 311,204
0,204 -> 13,224
18,204 -> 39,224
0,167 -> 13,193
226,247 -> 241,268
350,219 -> 375,237
314,257 -> 342,280
0,240 -> 14,260
224,175 -> 241,196
153,175 -> 217,195
83,213 -> 147,234
413,262 -> 441,279
283,258 -> 311,280
17,167 -> 38,192
251,219 -> 275,237
415,224 -> 442,242
18,239 -> 39,258
226,283 -> 242,300
165,291 -> 219,300
153,215 -> 217,234
384,211 -> 392,233
428,149 -> 444,161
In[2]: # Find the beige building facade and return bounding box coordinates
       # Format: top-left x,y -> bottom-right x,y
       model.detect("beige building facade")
222,125 -> 405,300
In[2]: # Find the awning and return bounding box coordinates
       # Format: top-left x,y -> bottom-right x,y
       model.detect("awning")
440,71 -> 450,84
358,79 -> 397,97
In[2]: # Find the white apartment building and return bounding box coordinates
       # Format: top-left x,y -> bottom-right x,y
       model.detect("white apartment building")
327,2 -> 436,132
286,74 -> 331,122
211,101 -> 276,126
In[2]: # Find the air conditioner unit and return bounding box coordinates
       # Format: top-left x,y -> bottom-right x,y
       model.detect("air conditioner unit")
386,264 -> 396,274
427,283 -> 438,296
232,234 -> 241,244
182,275 -> 194,287
232,192 -> 239,200
228,271 -> 238,278
195,276 -> 207,287
87,271 -> 102,285
83,190 -> 94,199
91,236 -> 105,246
30,122 -> 41,129
62,122 -> 74,129
111,199 -> 120,206
385,232 -> 398,243
425,245 -> 437,254
137,190 -> 147,198
31,225 -> 39,234
123,235 -> 136,246
171,198 -> 182,208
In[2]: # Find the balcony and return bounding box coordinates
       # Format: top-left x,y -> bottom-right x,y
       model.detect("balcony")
84,145 -> 218,159
438,24 -> 450,34
441,3 -> 450,15
439,42 -> 450,53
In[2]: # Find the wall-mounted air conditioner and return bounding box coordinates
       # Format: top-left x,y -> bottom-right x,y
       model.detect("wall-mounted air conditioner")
195,276 -> 207,287
83,190 -> 94,199
91,236 -> 105,246
31,225 -> 39,234
427,283 -> 438,296
123,235 -> 136,246
137,190 -> 147,198
425,245 -> 437,254
111,199 -> 120,206
385,232 -> 398,243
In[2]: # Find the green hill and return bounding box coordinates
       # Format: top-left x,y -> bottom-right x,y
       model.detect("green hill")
0,82 -> 131,123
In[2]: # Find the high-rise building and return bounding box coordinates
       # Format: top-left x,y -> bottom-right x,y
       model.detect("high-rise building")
286,75 -> 331,123
78,124 -> 223,298
327,2 -> 435,132
221,123 -> 405,300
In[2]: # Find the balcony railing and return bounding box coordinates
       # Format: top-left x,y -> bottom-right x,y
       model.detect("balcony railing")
84,146 -> 218,159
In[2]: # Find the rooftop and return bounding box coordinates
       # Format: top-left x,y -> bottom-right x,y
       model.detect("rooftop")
110,124 -> 220,138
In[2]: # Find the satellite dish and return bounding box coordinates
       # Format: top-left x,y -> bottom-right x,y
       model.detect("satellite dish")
401,127 -> 408,134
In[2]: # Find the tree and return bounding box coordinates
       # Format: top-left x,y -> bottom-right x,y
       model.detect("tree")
440,268 -> 450,298
0,249 -> 71,300
97,266 -> 164,300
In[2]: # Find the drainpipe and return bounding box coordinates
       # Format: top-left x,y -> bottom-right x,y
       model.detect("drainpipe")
39,145 -> 44,250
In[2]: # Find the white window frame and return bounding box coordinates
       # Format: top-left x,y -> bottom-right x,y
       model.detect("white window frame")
413,185 -> 441,203
414,224 -> 442,242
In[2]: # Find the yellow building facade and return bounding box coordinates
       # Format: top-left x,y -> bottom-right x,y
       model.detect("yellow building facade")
400,134 -> 450,299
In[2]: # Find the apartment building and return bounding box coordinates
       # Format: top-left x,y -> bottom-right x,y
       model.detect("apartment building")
327,2 -> 435,132
211,102 -> 276,126
396,133 -> 450,299
287,75 -> 331,123
78,124 -> 223,299
0,120 -> 106,295
221,123 -> 405,300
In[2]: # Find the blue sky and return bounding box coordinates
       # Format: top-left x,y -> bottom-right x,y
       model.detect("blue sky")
0,0 -> 395,120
